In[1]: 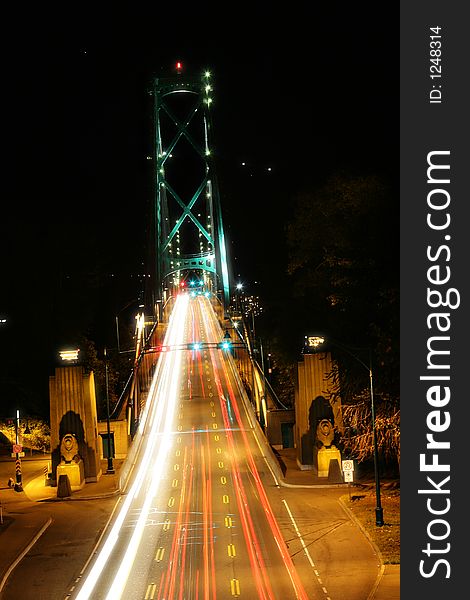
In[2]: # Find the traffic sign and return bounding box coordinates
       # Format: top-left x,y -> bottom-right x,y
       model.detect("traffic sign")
13,444 -> 22,454
344,470 -> 354,482
342,459 -> 354,472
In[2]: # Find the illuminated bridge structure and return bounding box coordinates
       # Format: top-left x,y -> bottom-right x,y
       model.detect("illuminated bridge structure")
151,66 -> 230,316
85,66 -> 311,600
114,65 -> 288,441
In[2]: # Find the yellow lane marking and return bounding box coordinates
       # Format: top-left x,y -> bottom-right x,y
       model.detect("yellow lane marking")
177,424 -> 183,431
216,447 -> 222,454
224,515 -> 233,528
222,494 -> 230,504
210,401 -> 214,407
168,497 -> 175,507
172,479 -> 178,488
155,547 -> 165,562
179,413 -> 184,419
227,543 -> 236,558
230,579 -> 240,596
214,434 -> 219,441
163,519 -> 171,531
211,412 -> 216,418
209,393 -> 213,398
221,476 -> 227,484
212,423 -> 217,429
218,461 -> 224,469
176,449 -> 181,457
177,437 -> 182,444
145,583 -> 157,599
174,464 -> 180,471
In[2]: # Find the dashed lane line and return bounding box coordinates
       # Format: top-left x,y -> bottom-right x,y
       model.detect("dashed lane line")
282,498 -> 331,599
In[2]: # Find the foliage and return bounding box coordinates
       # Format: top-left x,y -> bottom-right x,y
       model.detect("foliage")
325,358 -> 400,467
286,173 -> 399,401
339,391 -> 400,466
0,418 -> 51,452
268,358 -> 296,408
77,336 -> 133,419
283,172 -> 400,465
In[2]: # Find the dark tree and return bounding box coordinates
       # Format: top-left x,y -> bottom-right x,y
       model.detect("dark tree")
286,173 -> 399,400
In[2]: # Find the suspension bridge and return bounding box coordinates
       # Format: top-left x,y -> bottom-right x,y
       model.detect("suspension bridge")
71,64 -> 310,600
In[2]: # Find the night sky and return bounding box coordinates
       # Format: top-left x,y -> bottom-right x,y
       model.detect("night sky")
1,6 -> 398,417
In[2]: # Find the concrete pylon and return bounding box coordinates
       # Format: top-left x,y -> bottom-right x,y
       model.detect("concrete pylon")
49,365 -> 102,485
295,352 -> 343,471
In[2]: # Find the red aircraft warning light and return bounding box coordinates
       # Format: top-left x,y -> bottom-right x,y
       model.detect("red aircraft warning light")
176,61 -> 183,73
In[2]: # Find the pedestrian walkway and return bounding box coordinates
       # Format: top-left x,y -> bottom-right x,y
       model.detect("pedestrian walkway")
275,446 -> 347,487
22,459 -> 123,503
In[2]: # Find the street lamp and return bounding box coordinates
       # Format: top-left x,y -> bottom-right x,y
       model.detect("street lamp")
308,335 -> 384,526
235,282 -> 243,314
104,348 -> 115,474
115,298 -> 140,354
14,409 -> 23,492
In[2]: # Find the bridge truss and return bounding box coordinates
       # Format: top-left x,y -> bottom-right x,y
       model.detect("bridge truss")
151,65 -> 230,317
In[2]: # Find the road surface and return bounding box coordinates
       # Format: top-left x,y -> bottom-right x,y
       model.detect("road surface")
72,294 -> 311,600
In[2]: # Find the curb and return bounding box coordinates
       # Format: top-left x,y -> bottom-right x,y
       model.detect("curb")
338,496 -> 385,600
0,516 -> 53,594
36,487 -> 122,502
227,358 -> 350,491
280,478 -> 348,489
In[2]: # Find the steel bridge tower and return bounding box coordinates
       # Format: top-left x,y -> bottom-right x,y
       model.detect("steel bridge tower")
151,64 -> 230,317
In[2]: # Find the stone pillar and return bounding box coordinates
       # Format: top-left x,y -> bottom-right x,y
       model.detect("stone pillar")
294,352 -> 343,471
49,366 -> 102,484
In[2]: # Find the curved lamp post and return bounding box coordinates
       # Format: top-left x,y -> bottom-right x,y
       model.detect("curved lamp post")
104,347 -> 115,474
115,298 -> 143,354
307,335 -> 384,526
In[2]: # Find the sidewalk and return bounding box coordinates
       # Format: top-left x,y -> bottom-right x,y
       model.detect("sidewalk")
275,446 -> 347,487
22,459 -> 123,503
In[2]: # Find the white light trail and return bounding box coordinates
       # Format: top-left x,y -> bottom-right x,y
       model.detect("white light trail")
75,294 -> 189,600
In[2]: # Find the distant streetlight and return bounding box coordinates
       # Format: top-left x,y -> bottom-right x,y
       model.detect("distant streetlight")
104,348 -> 115,474
235,282 -> 244,314
306,335 -> 384,526
59,349 -> 80,363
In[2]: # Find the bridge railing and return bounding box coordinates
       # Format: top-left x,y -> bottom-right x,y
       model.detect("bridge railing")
225,314 -> 290,430
111,317 -> 165,432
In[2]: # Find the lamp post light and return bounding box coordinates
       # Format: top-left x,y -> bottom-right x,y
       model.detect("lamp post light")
308,335 -> 384,527
260,338 -> 267,402
115,298 -> 140,354
104,348 -> 115,474
235,282 -> 243,314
